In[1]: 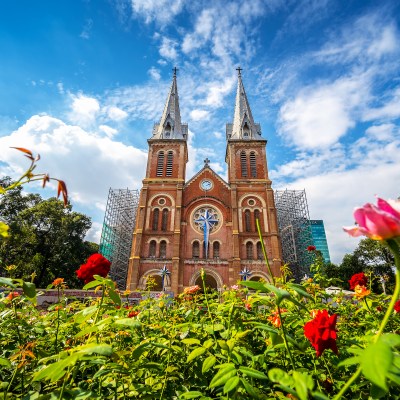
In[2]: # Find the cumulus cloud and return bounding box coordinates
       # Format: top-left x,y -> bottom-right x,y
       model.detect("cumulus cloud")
159,37 -> 179,60
99,125 -> 118,138
148,67 -> 161,81
105,106 -> 128,121
69,94 -> 100,126
130,0 -> 185,25
189,109 -> 209,121
0,115 -> 148,211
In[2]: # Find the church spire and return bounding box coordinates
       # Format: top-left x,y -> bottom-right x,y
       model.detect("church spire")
151,67 -> 187,140
227,67 -> 262,140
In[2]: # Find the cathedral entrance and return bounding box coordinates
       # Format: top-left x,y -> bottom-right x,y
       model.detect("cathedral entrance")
148,275 -> 163,291
195,274 -> 218,291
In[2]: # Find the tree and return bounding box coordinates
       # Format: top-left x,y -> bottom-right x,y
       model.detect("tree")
0,177 -> 99,288
326,238 -> 395,293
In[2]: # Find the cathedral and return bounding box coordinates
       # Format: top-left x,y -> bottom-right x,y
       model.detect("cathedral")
126,69 -> 282,294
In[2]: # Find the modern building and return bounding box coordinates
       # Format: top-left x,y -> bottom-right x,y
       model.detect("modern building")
310,220 -> 331,263
274,189 -> 314,279
126,69 -> 283,294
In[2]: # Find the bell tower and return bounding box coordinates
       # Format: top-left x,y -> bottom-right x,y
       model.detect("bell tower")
226,68 -> 282,276
126,68 -> 188,293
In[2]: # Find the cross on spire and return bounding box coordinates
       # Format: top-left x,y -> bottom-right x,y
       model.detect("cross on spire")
236,66 -> 242,76
204,157 -> 210,167
173,66 -> 179,76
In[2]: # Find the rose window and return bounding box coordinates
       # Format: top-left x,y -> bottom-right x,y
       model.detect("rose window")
192,206 -> 221,234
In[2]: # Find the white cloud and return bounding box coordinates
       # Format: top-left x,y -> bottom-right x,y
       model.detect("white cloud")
365,123 -> 397,141
99,125 -> 118,138
159,37 -> 178,60
0,115 -> 148,211
363,87 -> 400,121
130,0 -> 185,25
278,76 -> 368,149
106,106 -> 128,121
148,67 -> 161,81
189,109 -> 209,121
86,221 -> 103,243
69,93 -> 100,126
80,19 -> 93,40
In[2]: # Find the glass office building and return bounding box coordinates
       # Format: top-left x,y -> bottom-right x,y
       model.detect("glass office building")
310,220 -> 331,263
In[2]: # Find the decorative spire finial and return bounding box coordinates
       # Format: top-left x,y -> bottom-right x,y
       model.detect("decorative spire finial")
173,66 -> 179,76
236,66 -> 242,76
204,158 -> 210,167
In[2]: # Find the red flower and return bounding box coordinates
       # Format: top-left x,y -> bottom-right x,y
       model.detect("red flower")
128,310 -> 139,318
348,272 -> 368,290
76,253 -> 111,284
304,309 -> 338,357
6,292 -> 19,301
307,245 -> 316,252
394,300 -> 400,314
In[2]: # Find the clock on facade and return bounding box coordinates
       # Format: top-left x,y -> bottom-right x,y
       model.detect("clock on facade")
200,179 -> 213,191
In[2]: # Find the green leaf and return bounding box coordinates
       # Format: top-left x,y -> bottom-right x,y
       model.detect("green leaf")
187,347 -> 206,362
239,366 -> 268,380
182,338 -> 201,346
114,318 -> 141,328
83,280 -> 103,290
361,340 -> 393,391
0,277 -> 16,288
202,355 -> 216,373
240,378 -> 260,399
0,357 -> 11,368
108,288 -> 121,305
286,283 -> 312,299
223,375 -> 239,393
74,343 -> 113,356
131,343 -> 150,359
337,356 -> 361,368
292,371 -> 313,400
179,391 -> 204,399
381,333 -> 400,348
268,368 -> 293,386
23,281 -> 36,299
240,280 -> 268,291
209,364 -> 236,388
34,354 -> 78,382
0,221 -> 9,238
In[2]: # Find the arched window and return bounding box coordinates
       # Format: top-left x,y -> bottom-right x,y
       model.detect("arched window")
149,240 -> 156,257
203,241 -> 210,259
161,209 -> 168,231
192,241 -> 200,258
240,151 -> 248,177
245,210 -> 251,232
166,151 -> 173,177
243,122 -> 250,139
152,208 -> 159,231
159,240 -> 167,258
254,209 -> 260,232
250,152 -> 257,177
213,242 -> 220,259
256,241 -> 263,260
246,242 -> 253,260
156,151 -> 164,177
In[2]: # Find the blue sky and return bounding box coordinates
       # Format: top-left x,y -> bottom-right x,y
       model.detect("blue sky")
1,0 -> 399,264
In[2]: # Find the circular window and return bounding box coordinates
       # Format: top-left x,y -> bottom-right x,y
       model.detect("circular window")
158,198 -> 166,205
248,199 -> 255,206
192,206 -> 221,234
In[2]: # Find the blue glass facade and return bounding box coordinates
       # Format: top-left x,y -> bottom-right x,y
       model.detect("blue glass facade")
310,220 -> 331,263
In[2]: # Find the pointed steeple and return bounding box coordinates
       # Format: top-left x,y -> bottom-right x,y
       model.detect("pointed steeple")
151,68 -> 187,140
227,67 -> 262,140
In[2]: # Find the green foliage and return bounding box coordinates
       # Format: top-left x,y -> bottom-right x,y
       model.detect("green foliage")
0,178 -> 98,288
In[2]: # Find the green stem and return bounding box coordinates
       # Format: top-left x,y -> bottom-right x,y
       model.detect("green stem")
201,269 -> 215,328
333,238 -> 400,400
277,306 -> 295,370
58,367 -> 71,400
256,219 -> 275,285
159,337 -> 172,400
89,285 -> 105,342
4,366 -> 18,400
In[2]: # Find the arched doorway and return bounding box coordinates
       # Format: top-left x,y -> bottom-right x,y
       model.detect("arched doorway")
148,275 -> 163,291
195,274 -> 218,291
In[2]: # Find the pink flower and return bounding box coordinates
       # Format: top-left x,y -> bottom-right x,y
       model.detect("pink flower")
344,197 -> 400,241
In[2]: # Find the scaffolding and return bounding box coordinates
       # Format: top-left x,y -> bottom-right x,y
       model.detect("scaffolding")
99,189 -> 140,289
274,189 -> 314,280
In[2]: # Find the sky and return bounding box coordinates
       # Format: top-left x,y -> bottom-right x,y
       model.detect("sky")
0,0 -> 399,264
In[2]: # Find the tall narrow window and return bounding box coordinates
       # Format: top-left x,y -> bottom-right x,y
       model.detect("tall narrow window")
192,241 -> 200,258
166,151 -> 173,177
213,241 -> 220,258
245,210 -> 251,232
240,151 -> 248,177
159,240 -> 167,258
152,208 -> 159,231
202,242 -> 210,259
149,240 -> 156,257
246,242 -> 253,260
164,123 -> 171,138
256,241 -> 263,260
156,151 -> 164,177
254,209 -> 260,232
250,152 -> 257,177
243,122 -> 250,138
161,209 -> 168,231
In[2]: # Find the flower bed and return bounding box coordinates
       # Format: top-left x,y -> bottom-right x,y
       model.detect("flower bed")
1,196 -> 400,398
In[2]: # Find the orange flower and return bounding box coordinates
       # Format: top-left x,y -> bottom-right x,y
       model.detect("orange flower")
6,292 -> 19,301
353,284 -> 370,299
52,278 -> 66,288
268,314 -> 281,327
183,285 -> 201,295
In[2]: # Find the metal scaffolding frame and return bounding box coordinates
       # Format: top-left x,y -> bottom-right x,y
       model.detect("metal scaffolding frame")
274,189 -> 314,280
99,188 -> 140,289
